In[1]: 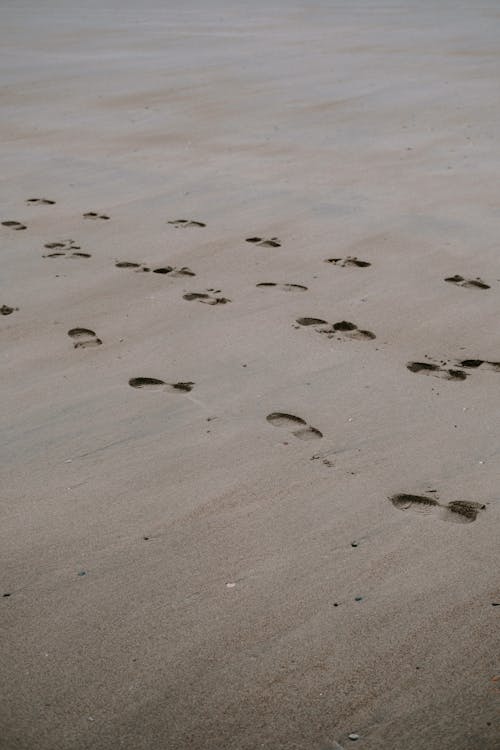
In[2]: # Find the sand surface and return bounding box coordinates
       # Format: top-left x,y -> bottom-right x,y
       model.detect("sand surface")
1,1 -> 500,748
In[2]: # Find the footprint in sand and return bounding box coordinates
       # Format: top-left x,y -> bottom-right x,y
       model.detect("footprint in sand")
115,261 -> 195,276
43,240 -> 90,259
26,198 -> 55,205
406,360 -> 467,381
444,275 -> 490,290
68,328 -> 102,349
266,412 -> 322,441
295,317 -> 375,340
2,220 -> 26,231
153,266 -> 195,276
168,219 -> 206,228
83,212 -> 109,220
129,377 -> 194,392
325,257 -> 371,268
1,305 -> 18,316
183,289 -> 230,305
389,493 -> 485,524
257,282 -> 307,292
246,236 -> 281,248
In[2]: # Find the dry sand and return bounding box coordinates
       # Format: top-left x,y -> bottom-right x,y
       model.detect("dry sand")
1,1 -> 500,748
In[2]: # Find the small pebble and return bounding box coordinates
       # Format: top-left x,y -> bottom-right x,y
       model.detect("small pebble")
226,582 -> 236,588
77,570 -> 86,577
348,734 -> 360,741
351,542 -> 358,548
354,596 -> 363,602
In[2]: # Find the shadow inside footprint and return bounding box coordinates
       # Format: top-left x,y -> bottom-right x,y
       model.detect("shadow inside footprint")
266,412 -> 323,440
116,261 -> 142,268
68,328 -> 102,348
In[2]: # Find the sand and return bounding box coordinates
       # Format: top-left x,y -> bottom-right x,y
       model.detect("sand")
1,1 -> 499,748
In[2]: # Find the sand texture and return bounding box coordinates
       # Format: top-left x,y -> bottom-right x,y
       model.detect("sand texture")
1,1 -> 500,748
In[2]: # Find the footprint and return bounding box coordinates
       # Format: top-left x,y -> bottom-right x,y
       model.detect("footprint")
83,212 -> 109,220
1,305 -> 18,316
257,282 -> 307,291
389,493 -> 485,524
444,275 -> 490,290
2,220 -> 26,231
246,236 -> 281,247
168,219 -> 206,228
153,266 -> 195,276
116,261 -> 142,269
183,290 -> 230,305
456,359 -> 500,373
43,239 -> 90,259
266,412 -> 323,441
296,317 -> 329,327
296,317 -> 375,340
129,377 -> 194,392
26,198 -> 55,205
406,360 -> 467,381
325,257 -> 371,268
67,328 -> 102,348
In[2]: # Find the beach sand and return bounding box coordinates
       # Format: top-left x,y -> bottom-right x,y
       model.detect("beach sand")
1,1 -> 499,748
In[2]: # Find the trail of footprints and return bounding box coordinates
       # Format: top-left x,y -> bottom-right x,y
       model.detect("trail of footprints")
2,200 -> 493,526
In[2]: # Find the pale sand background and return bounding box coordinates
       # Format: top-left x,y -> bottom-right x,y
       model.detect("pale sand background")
1,1 -> 500,748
